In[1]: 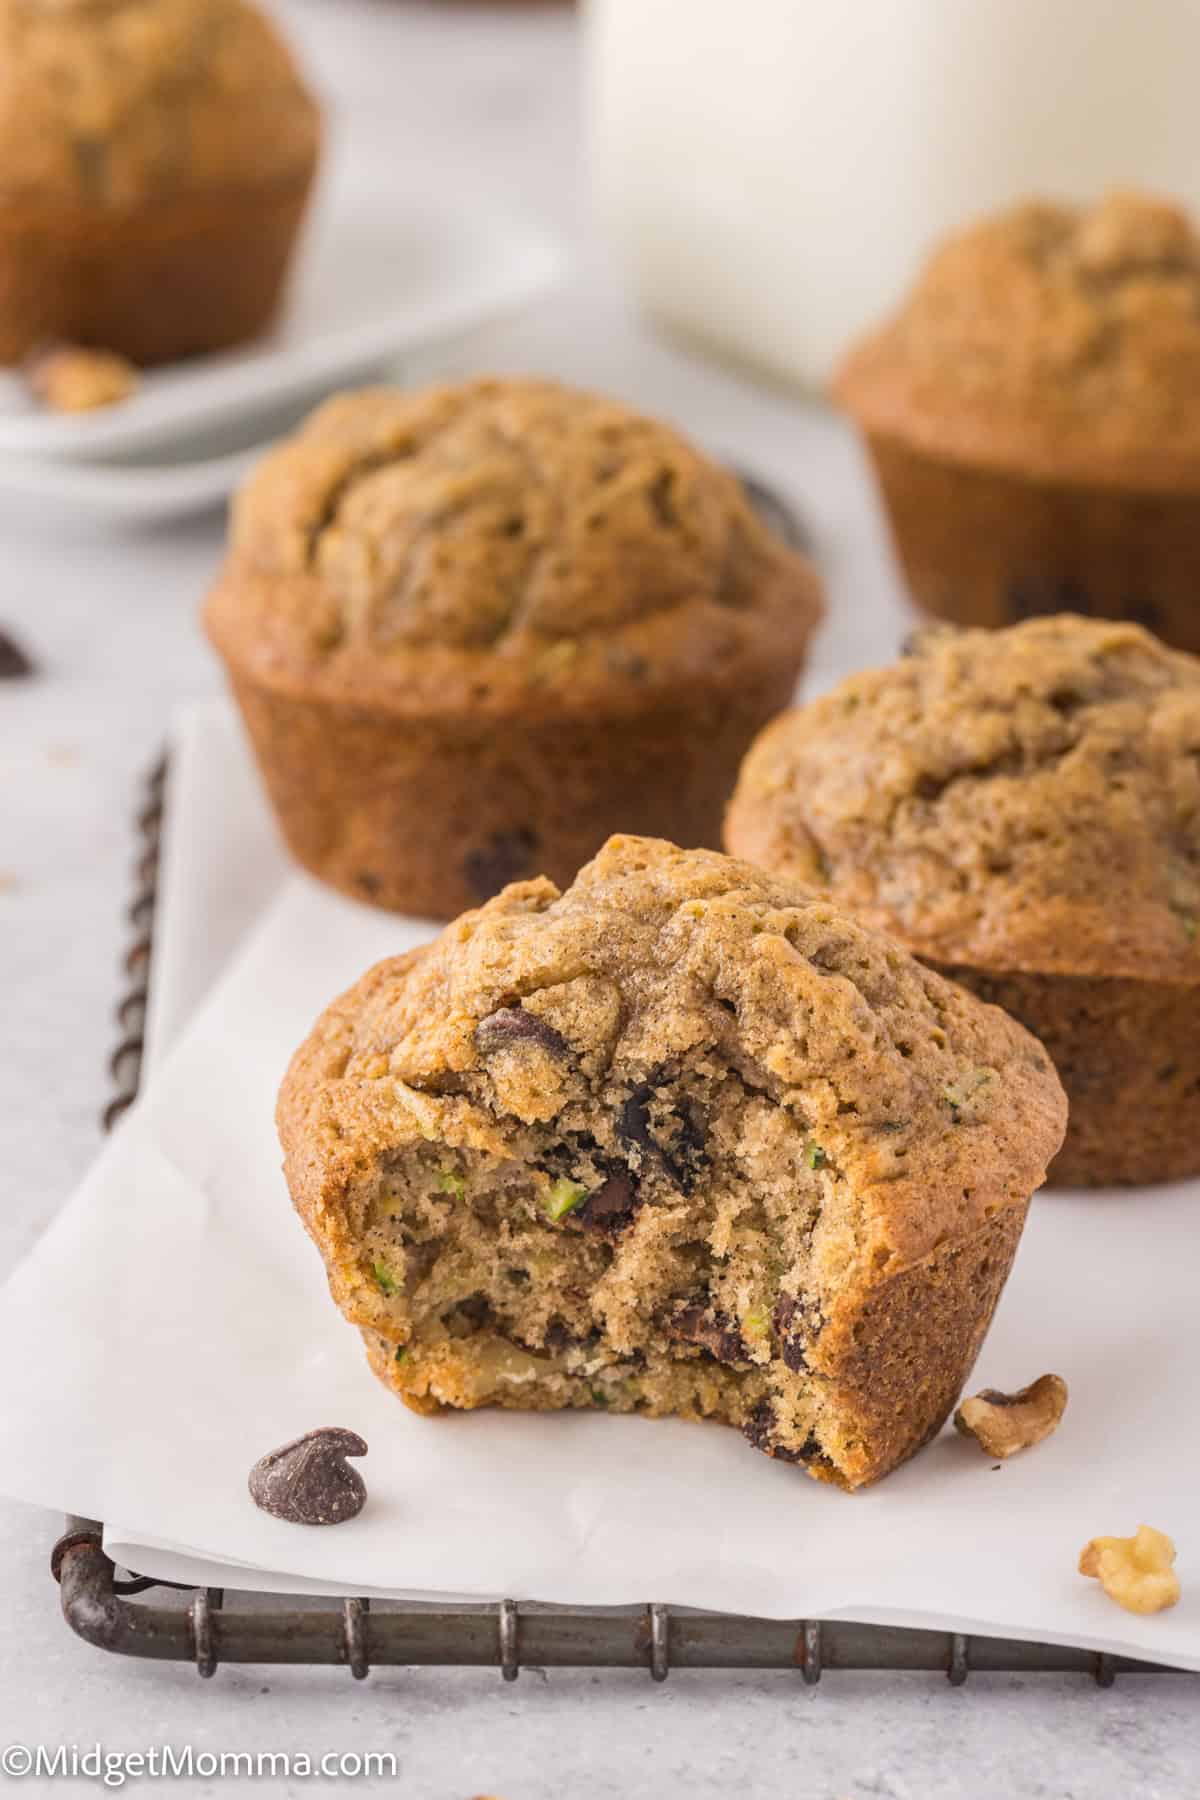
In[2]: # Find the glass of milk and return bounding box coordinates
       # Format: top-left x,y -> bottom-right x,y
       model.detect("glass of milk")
588,0 -> 1200,390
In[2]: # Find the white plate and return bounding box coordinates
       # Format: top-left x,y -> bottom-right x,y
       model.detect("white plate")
0,436 -> 273,524
0,143 -> 564,466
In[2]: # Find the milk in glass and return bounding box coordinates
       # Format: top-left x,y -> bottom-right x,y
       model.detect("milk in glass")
589,0 -> 1200,388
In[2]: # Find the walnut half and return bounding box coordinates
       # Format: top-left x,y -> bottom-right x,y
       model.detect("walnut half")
953,1373 -> 1067,1459
1079,1525 -> 1181,1616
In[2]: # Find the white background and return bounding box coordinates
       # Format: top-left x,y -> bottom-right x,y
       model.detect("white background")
1,2 -> 1198,1794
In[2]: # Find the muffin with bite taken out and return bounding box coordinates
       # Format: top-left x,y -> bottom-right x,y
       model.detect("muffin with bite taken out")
278,835 -> 1066,1488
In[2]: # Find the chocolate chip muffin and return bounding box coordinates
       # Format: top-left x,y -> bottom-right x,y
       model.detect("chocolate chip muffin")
835,192 -> 1200,653
0,0 -> 320,364
277,836 -> 1065,1491
727,616 -> 1200,1186
205,379 -> 822,920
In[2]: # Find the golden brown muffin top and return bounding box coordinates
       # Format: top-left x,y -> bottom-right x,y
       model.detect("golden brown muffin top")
205,379 -> 822,717
836,192 -> 1200,490
726,617 -> 1200,983
0,0 -> 320,208
279,836 -> 1065,1275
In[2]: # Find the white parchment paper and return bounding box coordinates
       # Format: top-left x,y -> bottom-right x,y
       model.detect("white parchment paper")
0,701 -> 1196,1670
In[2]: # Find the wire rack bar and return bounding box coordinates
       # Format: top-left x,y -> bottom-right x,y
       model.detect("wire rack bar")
53,1522 -> 1174,1683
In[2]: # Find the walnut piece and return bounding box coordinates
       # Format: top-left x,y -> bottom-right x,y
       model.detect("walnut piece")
25,345 -> 140,413
1079,1525 -> 1181,1616
953,1373 -> 1067,1458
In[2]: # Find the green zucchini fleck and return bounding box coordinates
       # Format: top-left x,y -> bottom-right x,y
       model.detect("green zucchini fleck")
544,1177 -> 588,1223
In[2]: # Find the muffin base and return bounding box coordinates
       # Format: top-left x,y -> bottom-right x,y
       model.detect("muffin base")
0,169 -> 316,366
230,670 -> 804,919
932,962 -> 1200,1186
865,433 -> 1200,654
358,1204 -> 1027,1490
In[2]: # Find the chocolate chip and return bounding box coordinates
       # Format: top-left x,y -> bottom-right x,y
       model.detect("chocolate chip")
899,625 -> 955,660
248,1428 -> 368,1526
772,1291 -> 824,1373
772,1294 -> 798,1334
674,1107 -> 708,1179
1007,577 -> 1094,623
617,1080 -> 708,1193
475,1005 -> 567,1057
543,1320 -> 576,1354
669,1302 -> 747,1366
1128,595 -> 1165,633
463,827 -> 540,902
0,628 -> 35,679
617,1086 -> 656,1156
741,1401 -> 823,1466
1006,581 -> 1051,622
606,648 -> 649,681
577,1170 -> 639,1237
742,1400 -> 774,1454
1055,580 -> 1092,615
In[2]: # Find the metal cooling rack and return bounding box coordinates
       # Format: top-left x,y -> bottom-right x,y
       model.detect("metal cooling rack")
48,478 -> 1194,1682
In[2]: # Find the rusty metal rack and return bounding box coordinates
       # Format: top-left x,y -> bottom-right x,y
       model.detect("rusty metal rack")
50,1521 -> 1180,1684
48,476 -> 1194,1683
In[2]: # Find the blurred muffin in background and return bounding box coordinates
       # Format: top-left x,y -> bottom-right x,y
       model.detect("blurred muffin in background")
726,615 -> 1200,1187
0,0 -> 321,365
205,377 -> 823,921
836,192 -> 1200,654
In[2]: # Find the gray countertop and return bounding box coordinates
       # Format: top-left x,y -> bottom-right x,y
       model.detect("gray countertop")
1,3 -> 1196,1792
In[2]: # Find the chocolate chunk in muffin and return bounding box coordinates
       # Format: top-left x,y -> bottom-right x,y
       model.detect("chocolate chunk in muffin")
576,1171 -> 639,1237
476,1006 -> 569,1058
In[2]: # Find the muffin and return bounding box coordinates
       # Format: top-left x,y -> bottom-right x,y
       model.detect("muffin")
835,192 -> 1200,653
0,0 -> 320,365
726,616 -> 1200,1186
278,836 -> 1066,1490
205,379 -> 823,920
